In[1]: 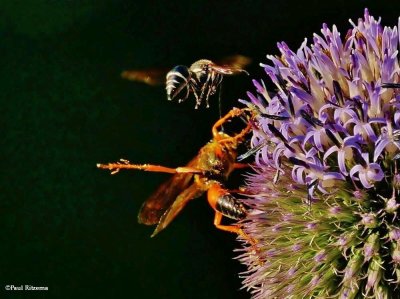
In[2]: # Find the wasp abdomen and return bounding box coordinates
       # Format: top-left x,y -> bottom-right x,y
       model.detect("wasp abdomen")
166,65 -> 191,101
216,194 -> 246,220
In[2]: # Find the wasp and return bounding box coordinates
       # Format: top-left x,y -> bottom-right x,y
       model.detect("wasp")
97,108 -> 254,241
121,55 -> 251,109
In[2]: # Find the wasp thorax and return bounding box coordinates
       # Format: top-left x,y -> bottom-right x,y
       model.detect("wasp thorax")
189,59 -> 212,73
190,60 -> 212,83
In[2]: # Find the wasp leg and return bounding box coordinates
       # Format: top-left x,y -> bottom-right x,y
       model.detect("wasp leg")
200,73 -> 216,108
212,107 -> 242,136
213,212 -> 243,234
206,73 -> 223,108
213,212 -> 258,247
207,183 -> 257,246
189,78 -> 203,109
212,108 -> 251,143
175,82 -> 190,103
203,84 -> 213,109
97,160 -> 203,175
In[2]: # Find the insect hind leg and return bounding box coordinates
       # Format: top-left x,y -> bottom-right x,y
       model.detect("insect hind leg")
212,203 -> 258,247
207,73 -> 223,109
189,78 -> 202,108
197,71 -> 216,109
207,183 -> 257,246
97,159 -> 203,175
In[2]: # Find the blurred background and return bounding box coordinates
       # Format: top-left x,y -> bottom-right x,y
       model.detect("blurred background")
1,1 -> 400,298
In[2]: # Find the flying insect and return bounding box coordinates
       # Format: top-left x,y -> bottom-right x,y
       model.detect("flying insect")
97,108 -> 254,241
121,55 -> 251,109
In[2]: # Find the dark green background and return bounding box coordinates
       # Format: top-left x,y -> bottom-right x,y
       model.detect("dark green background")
1,1 -> 399,298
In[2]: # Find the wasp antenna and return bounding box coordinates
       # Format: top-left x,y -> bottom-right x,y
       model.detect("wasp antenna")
382,83 -> 400,88
237,141 -> 266,161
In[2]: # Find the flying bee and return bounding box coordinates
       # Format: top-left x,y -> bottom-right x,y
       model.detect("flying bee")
97,107 -> 255,243
121,55 -> 251,109
165,58 -> 250,109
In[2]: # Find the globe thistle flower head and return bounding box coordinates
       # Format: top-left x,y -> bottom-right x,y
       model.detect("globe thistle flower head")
239,9 -> 400,298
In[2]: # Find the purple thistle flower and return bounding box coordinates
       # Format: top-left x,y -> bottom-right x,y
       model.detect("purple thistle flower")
238,9 -> 400,298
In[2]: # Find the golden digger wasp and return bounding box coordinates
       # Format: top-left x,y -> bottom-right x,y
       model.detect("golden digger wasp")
97,107 -> 255,242
121,55 -> 251,109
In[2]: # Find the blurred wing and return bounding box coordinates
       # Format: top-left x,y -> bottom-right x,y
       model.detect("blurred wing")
212,54 -> 252,75
121,68 -> 169,86
138,156 -> 200,226
218,54 -> 252,69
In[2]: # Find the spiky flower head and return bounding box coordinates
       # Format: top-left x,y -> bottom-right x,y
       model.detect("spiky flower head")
238,9 -> 400,298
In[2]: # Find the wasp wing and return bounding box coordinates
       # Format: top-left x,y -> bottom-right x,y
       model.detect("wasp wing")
138,156 -> 201,226
138,173 -> 194,225
218,55 -> 252,69
121,68 -> 169,86
212,55 -> 252,75
151,182 -> 205,237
